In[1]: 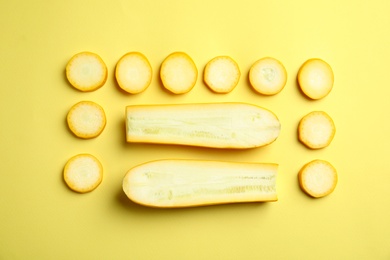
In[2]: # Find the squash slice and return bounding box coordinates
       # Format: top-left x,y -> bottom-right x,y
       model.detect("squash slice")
298,58 -> 334,100
123,159 -> 278,208
64,154 -> 103,193
115,52 -> 152,94
160,52 -> 198,94
298,111 -> 335,149
66,51 -> 107,92
203,56 -> 240,93
67,101 -> 106,139
298,159 -> 337,198
249,57 -> 287,95
125,103 -> 280,149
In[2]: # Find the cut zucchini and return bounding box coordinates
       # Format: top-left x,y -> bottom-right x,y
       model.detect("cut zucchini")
298,159 -> 337,198
126,103 -> 280,149
203,56 -> 241,93
123,159 -> 278,208
67,101 -> 106,139
249,57 -> 287,95
66,51 -> 107,92
64,154 -> 103,193
115,52 -> 152,94
160,52 -> 198,94
298,58 -> 334,100
298,111 -> 335,149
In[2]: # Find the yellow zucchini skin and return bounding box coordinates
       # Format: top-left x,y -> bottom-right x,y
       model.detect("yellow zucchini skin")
123,159 -> 278,208
126,103 -> 280,149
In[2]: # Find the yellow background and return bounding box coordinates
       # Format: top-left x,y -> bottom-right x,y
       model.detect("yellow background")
1,0 -> 389,259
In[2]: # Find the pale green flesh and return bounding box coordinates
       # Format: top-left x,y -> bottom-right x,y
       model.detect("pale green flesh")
126,103 -> 280,148
123,160 -> 278,208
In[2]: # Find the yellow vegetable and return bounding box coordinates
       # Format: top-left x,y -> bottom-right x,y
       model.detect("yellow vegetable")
160,52 -> 198,94
298,159 -> 337,198
126,102 -> 280,149
298,111 -> 335,149
115,52 -> 152,94
67,101 -> 106,139
63,154 -> 103,193
297,58 -> 334,100
203,56 -> 241,93
123,159 -> 278,208
66,51 -> 107,92
249,57 -> 287,95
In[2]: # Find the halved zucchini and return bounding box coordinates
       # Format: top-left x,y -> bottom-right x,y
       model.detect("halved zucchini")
125,103 -> 281,149
123,159 -> 278,208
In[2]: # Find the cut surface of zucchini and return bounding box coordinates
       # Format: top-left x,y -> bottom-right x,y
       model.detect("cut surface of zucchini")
64,154 -> 103,193
249,57 -> 287,95
66,51 -> 107,92
298,58 -> 334,100
123,159 -> 278,208
298,159 -> 337,198
67,101 -> 106,139
203,56 -> 240,93
160,52 -> 198,94
298,111 -> 335,149
115,52 -> 152,94
126,103 -> 281,149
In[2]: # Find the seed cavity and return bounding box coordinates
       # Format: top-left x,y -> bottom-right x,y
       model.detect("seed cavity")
261,67 -> 276,82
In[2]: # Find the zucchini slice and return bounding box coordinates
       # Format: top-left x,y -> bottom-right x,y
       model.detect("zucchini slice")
298,111 -> 335,149
67,101 -> 106,139
123,159 -> 278,208
297,58 -> 334,100
115,52 -> 153,94
64,154 -> 103,193
160,52 -> 198,94
298,159 -> 337,198
66,51 -> 107,92
126,103 -> 280,149
249,57 -> 287,95
203,56 -> 241,93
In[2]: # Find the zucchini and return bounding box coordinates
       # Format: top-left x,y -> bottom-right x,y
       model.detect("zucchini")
297,58 -> 334,100
298,111 -> 335,149
66,51 -> 107,92
123,159 -> 278,208
249,57 -> 287,95
160,52 -> 198,94
203,56 -> 241,93
126,103 -> 280,149
298,159 -> 337,198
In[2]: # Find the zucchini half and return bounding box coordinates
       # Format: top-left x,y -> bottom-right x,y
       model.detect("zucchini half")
126,103 -> 280,149
123,159 -> 278,208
